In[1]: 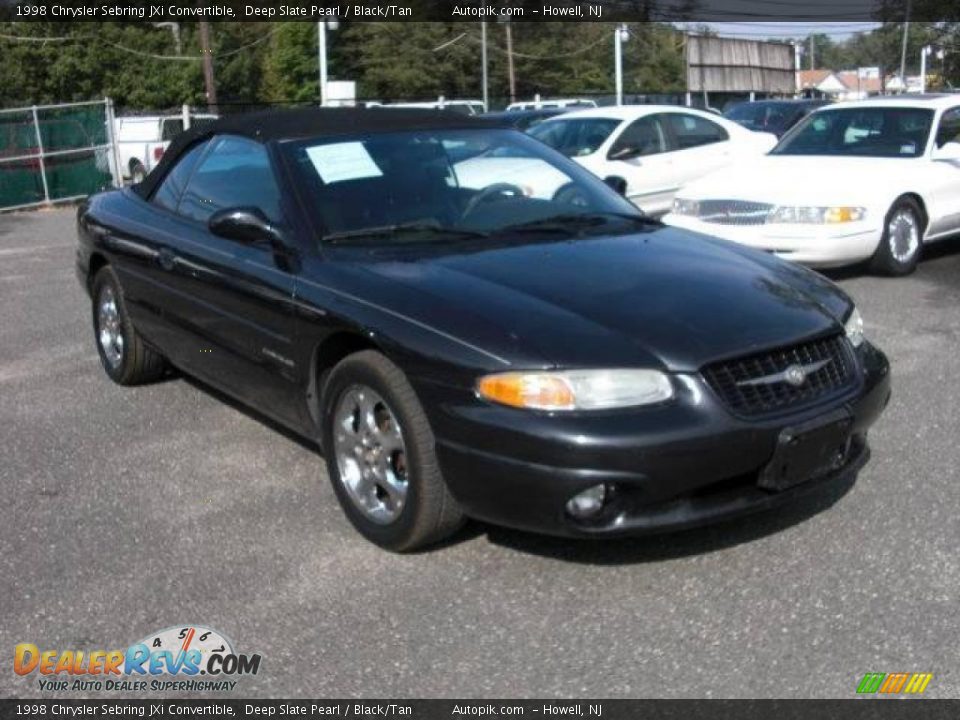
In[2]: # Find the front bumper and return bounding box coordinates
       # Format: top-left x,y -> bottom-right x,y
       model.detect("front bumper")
418,343 -> 890,538
663,214 -> 881,268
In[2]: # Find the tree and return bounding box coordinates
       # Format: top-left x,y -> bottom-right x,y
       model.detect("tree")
334,22 -> 482,101
260,22 -> 320,103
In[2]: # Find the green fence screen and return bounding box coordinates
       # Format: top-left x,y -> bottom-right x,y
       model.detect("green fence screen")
0,102 -> 115,211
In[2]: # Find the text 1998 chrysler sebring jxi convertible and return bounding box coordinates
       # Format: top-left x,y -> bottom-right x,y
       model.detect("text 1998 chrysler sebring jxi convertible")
76,109 -> 890,551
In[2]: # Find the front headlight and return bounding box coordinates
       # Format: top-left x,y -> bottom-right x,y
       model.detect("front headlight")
767,206 -> 866,224
476,369 -> 674,411
672,198 -> 700,217
844,307 -> 864,348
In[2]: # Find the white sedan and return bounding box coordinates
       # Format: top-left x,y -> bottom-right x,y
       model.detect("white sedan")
664,96 -> 960,275
527,106 -> 777,215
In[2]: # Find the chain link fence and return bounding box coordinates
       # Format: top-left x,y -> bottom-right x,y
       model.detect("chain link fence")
0,99 -> 119,213
0,93 -> 766,213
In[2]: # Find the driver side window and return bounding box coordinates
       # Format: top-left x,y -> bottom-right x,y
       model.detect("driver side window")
609,115 -> 668,158
178,135 -> 283,225
935,108 -> 960,148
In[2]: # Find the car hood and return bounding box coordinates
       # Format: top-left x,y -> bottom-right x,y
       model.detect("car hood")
350,226 -> 853,372
679,155 -> 913,205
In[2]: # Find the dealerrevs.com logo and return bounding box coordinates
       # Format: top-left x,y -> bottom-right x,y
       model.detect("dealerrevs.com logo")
856,672 -> 933,695
14,625 -> 261,693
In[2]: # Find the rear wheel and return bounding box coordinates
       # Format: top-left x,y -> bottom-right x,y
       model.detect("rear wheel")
869,198 -> 924,276
321,350 -> 464,552
91,266 -> 166,385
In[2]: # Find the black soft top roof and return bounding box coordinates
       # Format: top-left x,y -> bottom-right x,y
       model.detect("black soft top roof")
134,106 -> 501,199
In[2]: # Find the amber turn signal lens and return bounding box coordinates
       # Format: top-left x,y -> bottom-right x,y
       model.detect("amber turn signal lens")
824,207 -> 865,224
476,373 -> 576,411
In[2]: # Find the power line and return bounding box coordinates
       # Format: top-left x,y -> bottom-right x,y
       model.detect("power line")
463,32 -> 611,60
0,25 -> 279,60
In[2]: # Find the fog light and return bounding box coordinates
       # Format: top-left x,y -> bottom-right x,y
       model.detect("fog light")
566,484 -> 607,519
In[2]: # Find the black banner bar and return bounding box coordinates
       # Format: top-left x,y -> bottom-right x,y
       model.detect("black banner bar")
2,700 -> 960,720
0,0 -> 952,22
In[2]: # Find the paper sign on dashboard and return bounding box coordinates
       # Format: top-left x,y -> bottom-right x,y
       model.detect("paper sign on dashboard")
306,142 -> 383,184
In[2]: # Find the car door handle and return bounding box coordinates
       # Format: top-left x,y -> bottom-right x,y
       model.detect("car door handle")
157,248 -> 176,271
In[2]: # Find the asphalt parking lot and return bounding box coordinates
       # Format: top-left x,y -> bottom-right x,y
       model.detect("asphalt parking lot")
2,207 -> 959,699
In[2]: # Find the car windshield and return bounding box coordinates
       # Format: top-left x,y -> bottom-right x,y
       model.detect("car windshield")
282,128 -> 642,245
725,103 -> 794,132
528,118 -> 621,157
772,106 -> 934,158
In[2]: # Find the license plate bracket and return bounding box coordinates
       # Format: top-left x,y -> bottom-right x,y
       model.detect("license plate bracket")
759,410 -> 854,492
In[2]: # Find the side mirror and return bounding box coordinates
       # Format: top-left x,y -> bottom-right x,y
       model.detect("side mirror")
932,141 -> 960,163
603,176 -> 628,196
607,145 -> 643,162
208,207 -> 284,247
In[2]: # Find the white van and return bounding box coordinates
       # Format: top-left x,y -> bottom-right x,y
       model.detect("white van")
385,100 -> 486,116
506,98 -> 598,112
114,114 -> 217,182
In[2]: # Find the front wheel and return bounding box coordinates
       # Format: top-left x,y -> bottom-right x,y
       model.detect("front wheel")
91,266 -> 167,385
321,350 -> 464,552
869,198 -> 924,276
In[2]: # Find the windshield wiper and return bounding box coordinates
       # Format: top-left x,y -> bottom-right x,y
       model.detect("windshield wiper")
324,221 -> 489,245
498,211 -> 658,235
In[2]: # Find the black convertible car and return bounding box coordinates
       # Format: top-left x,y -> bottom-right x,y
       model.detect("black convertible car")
76,108 -> 890,551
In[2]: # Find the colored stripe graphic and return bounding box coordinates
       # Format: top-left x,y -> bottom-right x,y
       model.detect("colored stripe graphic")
904,673 -> 933,694
857,672 -> 932,694
880,672 -> 909,693
857,673 -> 885,694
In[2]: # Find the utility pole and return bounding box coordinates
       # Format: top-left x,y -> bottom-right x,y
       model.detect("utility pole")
809,35 -> 815,70
794,41 -> 801,97
503,20 -> 516,104
614,25 -> 629,106
318,21 -> 328,106
899,0 -> 912,93
920,46 -> 929,93
481,21 -> 489,111
198,20 -> 218,114
317,18 -> 339,107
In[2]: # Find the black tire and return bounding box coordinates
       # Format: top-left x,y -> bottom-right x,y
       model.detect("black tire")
91,266 -> 167,385
130,161 -> 146,185
869,197 -> 924,277
320,350 -> 464,552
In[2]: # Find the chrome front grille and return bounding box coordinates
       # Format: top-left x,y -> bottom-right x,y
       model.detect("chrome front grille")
702,335 -> 858,418
696,200 -> 773,226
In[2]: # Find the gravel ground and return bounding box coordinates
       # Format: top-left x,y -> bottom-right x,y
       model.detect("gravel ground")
1,207 -> 958,699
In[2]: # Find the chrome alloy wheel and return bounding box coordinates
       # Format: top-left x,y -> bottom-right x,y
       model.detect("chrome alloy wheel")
333,385 -> 409,524
888,208 -> 920,264
97,286 -> 124,369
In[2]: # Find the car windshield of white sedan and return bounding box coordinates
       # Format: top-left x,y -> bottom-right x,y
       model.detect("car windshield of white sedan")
772,107 -> 934,158
528,118 -> 621,157
285,129 -> 642,245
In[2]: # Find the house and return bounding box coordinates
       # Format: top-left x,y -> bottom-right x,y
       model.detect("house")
837,69 -> 885,100
798,68 -> 888,101
798,69 -> 847,99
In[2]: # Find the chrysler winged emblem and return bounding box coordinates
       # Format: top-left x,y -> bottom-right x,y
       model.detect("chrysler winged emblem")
737,359 -> 831,388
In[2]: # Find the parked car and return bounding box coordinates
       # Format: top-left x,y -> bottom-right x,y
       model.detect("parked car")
724,99 -> 831,138
76,108 -> 889,551
665,96 -> 960,275
384,100 -> 486,115
482,107 -> 570,131
528,106 -> 778,215
506,98 -> 597,111
114,114 -> 217,183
